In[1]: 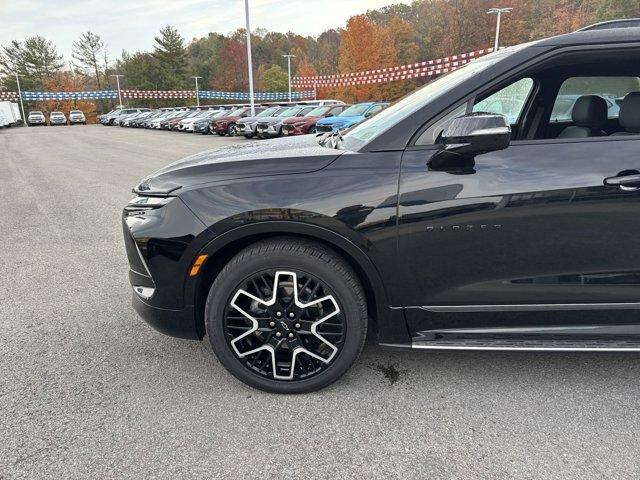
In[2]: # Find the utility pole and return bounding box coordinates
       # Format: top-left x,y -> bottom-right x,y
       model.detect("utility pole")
244,0 -> 255,116
110,74 -> 124,107
14,72 -> 26,127
191,76 -> 202,106
487,7 -> 512,51
282,54 -> 296,102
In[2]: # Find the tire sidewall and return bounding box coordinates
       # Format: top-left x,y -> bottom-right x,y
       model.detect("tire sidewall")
206,247 -> 366,393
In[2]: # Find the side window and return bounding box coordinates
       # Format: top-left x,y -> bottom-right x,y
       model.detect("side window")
473,77 -> 534,124
550,76 -> 640,122
415,102 -> 468,146
366,105 -> 384,117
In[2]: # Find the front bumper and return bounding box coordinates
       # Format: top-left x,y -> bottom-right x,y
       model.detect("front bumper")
122,196 -> 209,340
256,123 -> 280,137
132,293 -> 199,339
236,122 -> 257,136
69,118 -> 85,124
282,124 -> 308,136
50,119 -> 67,124
29,118 -> 45,124
194,122 -> 209,133
211,123 -> 228,134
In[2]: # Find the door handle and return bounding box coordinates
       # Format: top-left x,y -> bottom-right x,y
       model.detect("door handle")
604,174 -> 640,190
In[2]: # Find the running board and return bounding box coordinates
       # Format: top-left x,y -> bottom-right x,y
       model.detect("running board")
408,335 -> 640,351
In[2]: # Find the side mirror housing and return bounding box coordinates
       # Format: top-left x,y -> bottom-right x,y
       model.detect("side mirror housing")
429,114 -> 511,170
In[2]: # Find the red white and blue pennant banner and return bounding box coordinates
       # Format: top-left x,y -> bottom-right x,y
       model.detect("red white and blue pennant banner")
0,89 -> 315,101
292,48 -> 493,88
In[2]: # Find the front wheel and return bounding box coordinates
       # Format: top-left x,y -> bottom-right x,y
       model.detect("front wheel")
205,239 -> 368,393
227,123 -> 237,136
309,126 -> 317,134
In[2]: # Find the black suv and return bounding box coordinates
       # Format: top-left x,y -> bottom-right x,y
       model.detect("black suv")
123,26 -> 640,393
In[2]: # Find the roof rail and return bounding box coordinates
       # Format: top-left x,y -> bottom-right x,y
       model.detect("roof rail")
576,18 -> 640,32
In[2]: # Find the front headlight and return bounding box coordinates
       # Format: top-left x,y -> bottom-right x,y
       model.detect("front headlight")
124,196 -> 175,216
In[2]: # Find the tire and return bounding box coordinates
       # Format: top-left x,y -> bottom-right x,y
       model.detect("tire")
227,123 -> 237,136
205,238 -> 367,393
309,126 -> 317,134
244,134 -> 253,139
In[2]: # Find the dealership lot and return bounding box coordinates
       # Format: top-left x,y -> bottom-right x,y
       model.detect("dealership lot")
3,125 -> 640,478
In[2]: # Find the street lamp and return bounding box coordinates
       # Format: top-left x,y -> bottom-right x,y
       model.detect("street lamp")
191,76 -> 202,106
244,0 -> 255,116
110,74 -> 124,107
14,72 -> 26,127
487,7 -> 512,51
282,54 -> 296,102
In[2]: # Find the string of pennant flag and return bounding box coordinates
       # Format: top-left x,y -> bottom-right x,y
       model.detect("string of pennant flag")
0,90 -> 315,102
292,47 -> 493,88
0,47 -> 493,102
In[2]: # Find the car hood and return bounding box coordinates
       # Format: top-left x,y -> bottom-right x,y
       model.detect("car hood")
134,134 -> 344,195
317,115 -> 362,126
213,116 -> 239,124
256,116 -> 292,125
283,115 -> 319,125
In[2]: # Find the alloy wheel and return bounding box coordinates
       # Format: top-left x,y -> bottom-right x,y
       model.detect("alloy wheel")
224,270 -> 346,381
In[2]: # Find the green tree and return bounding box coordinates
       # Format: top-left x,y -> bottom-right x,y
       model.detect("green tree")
153,25 -> 187,89
262,64 -> 289,92
0,36 -> 64,89
72,31 -> 105,88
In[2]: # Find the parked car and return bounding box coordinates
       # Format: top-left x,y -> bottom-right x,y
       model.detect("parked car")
281,104 -> 349,136
178,109 -> 221,132
193,109 -> 230,134
108,108 -> 150,126
123,24 -> 640,393
315,102 -> 389,133
236,106 -> 290,138
68,110 -> 86,125
27,110 -> 46,126
49,111 -> 67,126
255,105 -> 317,138
0,111 -> 7,128
128,111 -> 158,128
210,107 -> 260,136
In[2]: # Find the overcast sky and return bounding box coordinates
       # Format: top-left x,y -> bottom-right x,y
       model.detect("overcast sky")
0,0 -> 412,62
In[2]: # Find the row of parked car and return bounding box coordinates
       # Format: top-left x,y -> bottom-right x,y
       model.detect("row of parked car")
26,110 -> 87,126
98,100 -> 390,138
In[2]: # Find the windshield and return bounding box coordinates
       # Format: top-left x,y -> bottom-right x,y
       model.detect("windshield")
227,108 -> 246,116
342,47 -> 524,150
51,112 -> 63,115
256,106 -> 280,117
277,107 -> 302,117
30,111 -> 43,115
71,110 -> 82,114
340,104 -> 370,117
306,106 -> 330,116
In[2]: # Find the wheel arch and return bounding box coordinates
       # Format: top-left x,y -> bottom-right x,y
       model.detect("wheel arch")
188,221 -> 398,342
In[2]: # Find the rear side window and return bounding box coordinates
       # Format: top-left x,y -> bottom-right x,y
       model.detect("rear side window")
550,76 -> 640,122
473,77 -> 534,124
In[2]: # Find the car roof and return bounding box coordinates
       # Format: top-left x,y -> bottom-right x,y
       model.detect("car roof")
536,26 -> 640,47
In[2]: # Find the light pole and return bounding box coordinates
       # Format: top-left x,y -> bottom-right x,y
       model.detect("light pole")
14,72 -> 26,127
282,54 -> 296,102
244,0 -> 255,116
487,7 -> 512,51
110,74 -> 124,107
191,76 -> 202,106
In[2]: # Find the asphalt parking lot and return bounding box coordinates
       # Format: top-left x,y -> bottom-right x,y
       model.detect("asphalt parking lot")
3,125 -> 640,479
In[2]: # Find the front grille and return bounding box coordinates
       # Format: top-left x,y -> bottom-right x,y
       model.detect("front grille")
316,124 -> 333,133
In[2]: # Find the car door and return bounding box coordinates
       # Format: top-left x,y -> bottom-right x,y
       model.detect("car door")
398,76 -> 640,335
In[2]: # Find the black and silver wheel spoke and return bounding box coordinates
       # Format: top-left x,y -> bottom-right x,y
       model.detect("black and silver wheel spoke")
224,270 -> 346,381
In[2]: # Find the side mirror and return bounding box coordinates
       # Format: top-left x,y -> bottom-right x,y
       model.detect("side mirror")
325,113 -> 334,117
429,114 -> 511,170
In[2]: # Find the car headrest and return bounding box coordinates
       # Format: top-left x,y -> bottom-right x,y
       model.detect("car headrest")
619,92 -> 640,133
572,95 -> 608,128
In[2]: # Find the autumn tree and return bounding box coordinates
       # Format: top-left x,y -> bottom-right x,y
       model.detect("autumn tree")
153,25 -> 187,89
336,15 -> 397,102
72,32 -> 105,89
210,39 -> 248,91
